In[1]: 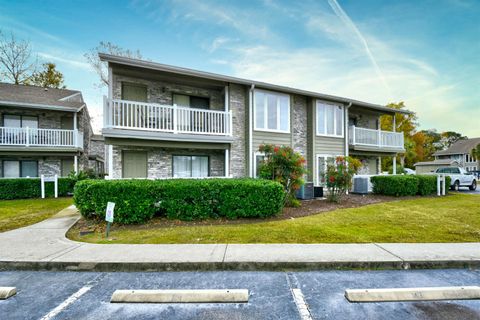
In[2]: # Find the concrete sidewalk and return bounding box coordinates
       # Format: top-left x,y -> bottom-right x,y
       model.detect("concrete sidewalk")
0,206 -> 479,271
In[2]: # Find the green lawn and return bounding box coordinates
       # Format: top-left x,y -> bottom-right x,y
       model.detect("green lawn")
0,197 -> 73,232
68,194 -> 480,244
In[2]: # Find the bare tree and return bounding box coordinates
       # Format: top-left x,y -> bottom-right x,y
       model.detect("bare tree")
0,30 -> 37,84
84,41 -> 142,87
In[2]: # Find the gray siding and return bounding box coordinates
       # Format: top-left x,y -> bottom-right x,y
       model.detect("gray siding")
252,131 -> 291,152
315,136 -> 345,155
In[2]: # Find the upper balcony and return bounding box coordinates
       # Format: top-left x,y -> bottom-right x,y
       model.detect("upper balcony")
0,127 -> 83,151
349,126 -> 404,152
103,97 -> 233,143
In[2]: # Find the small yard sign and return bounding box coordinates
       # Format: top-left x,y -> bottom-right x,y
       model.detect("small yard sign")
105,202 -> 115,238
105,202 -> 115,223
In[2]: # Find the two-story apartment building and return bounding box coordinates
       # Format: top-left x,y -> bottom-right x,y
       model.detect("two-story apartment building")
100,54 -> 409,185
0,83 -> 98,178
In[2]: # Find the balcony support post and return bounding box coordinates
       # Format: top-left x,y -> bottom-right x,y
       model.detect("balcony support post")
25,127 -> 29,147
225,148 -> 230,177
173,104 -> 178,134
393,155 -> 397,175
74,155 -> 78,174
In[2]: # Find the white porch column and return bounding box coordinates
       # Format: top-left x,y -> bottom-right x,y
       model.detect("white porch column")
378,156 -> 382,174
393,156 -> 397,175
74,155 -> 78,174
107,145 -> 113,180
73,112 -> 77,130
225,148 -> 230,177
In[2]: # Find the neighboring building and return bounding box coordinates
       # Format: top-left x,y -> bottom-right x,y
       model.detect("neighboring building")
0,83 -> 100,178
88,134 -> 105,175
414,159 -> 461,174
100,54 -> 410,185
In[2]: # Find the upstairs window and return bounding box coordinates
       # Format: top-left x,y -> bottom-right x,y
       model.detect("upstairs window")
121,82 -> 147,102
254,90 -> 290,133
173,94 -> 209,109
316,101 -> 344,137
3,115 -> 38,128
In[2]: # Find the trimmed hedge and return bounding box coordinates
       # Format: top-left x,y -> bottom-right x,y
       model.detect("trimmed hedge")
0,178 -> 76,200
371,175 -> 451,197
74,178 -> 285,224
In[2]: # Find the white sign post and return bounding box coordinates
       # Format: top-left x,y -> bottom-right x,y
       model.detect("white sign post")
41,175 -> 58,199
437,174 -> 446,196
105,202 -> 115,238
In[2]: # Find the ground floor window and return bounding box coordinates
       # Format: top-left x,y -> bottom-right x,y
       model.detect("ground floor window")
61,159 -> 74,177
316,155 -> 338,186
253,152 -> 266,178
123,151 -> 147,178
2,160 -> 38,178
173,155 -> 209,178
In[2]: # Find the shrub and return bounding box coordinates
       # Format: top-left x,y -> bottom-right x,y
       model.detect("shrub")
371,175 -> 418,196
258,144 -> 307,207
74,178 -> 285,224
371,175 -> 451,196
0,177 -> 76,200
324,156 -> 361,202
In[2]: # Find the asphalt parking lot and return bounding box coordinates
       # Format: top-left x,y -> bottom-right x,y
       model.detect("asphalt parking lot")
1,269 -> 480,319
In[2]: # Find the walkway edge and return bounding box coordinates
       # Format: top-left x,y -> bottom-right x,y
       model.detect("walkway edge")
1,260 -> 479,272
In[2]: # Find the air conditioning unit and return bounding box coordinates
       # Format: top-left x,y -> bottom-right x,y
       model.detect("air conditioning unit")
296,182 -> 314,200
314,186 -> 324,198
352,176 -> 369,194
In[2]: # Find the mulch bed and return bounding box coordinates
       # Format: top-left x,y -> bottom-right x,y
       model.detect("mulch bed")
72,193 -> 418,234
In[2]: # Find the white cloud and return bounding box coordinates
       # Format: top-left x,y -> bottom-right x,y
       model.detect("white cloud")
37,52 -> 92,71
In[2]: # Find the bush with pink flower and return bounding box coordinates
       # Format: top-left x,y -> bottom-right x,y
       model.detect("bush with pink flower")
258,144 -> 307,207
324,156 -> 361,202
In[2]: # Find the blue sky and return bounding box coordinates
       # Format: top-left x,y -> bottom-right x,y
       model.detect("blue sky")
0,0 -> 479,135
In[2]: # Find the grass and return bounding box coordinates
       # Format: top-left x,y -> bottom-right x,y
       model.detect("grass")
68,194 -> 480,244
0,197 -> 73,232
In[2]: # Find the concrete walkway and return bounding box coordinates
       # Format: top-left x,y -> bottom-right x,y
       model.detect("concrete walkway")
0,206 -> 479,271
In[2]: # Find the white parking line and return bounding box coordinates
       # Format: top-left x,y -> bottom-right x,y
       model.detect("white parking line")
291,288 -> 313,320
40,286 -> 91,320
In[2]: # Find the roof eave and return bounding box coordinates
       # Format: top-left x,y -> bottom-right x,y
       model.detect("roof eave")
0,100 -> 82,112
99,53 -> 413,115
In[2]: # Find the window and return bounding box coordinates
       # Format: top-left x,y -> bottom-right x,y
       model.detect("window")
3,115 -> 38,128
173,94 -> 209,109
316,101 -> 344,137
254,90 -> 290,132
121,83 -> 147,102
253,153 -> 266,178
173,155 -> 209,178
2,160 -> 37,178
61,159 -> 74,177
316,155 -> 337,186
122,151 -> 147,178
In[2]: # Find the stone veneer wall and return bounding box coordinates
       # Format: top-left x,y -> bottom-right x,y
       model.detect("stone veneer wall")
110,145 -> 225,179
292,94 -> 308,157
228,84 -> 247,178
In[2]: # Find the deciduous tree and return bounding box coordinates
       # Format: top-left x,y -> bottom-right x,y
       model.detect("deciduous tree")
84,41 -> 142,87
0,30 -> 37,84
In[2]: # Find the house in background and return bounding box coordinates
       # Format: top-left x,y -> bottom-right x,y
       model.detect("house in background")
100,54 -> 410,185
0,83 -> 100,178
415,137 -> 480,174
87,134 -> 105,176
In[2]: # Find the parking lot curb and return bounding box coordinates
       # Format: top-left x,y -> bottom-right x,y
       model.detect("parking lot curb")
0,260 -> 479,272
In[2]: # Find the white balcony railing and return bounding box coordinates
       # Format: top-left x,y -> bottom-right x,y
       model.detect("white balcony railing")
349,126 -> 404,149
104,97 -> 232,136
0,127 -> 83,148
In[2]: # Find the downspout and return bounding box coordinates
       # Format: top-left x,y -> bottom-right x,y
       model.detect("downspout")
345,102 -> 352,195
248,84 -> 255,177
344,102 -> 352,158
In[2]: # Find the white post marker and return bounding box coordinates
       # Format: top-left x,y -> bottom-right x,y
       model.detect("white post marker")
105,202 -> 115,238
41,175 -> 58,199
437,174 -> 446,196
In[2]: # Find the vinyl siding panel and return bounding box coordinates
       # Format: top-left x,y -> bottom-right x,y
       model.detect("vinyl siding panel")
315,136 -> 345,155
252,131 -> 291,151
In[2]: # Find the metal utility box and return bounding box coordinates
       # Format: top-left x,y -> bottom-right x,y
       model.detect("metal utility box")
296,182 -> 314,200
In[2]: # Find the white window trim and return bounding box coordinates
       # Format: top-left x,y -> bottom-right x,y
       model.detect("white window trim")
253,151 -> 266,178
315,154 -> 342,186
253,89 -> 291,133
316,100 -> 344,138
